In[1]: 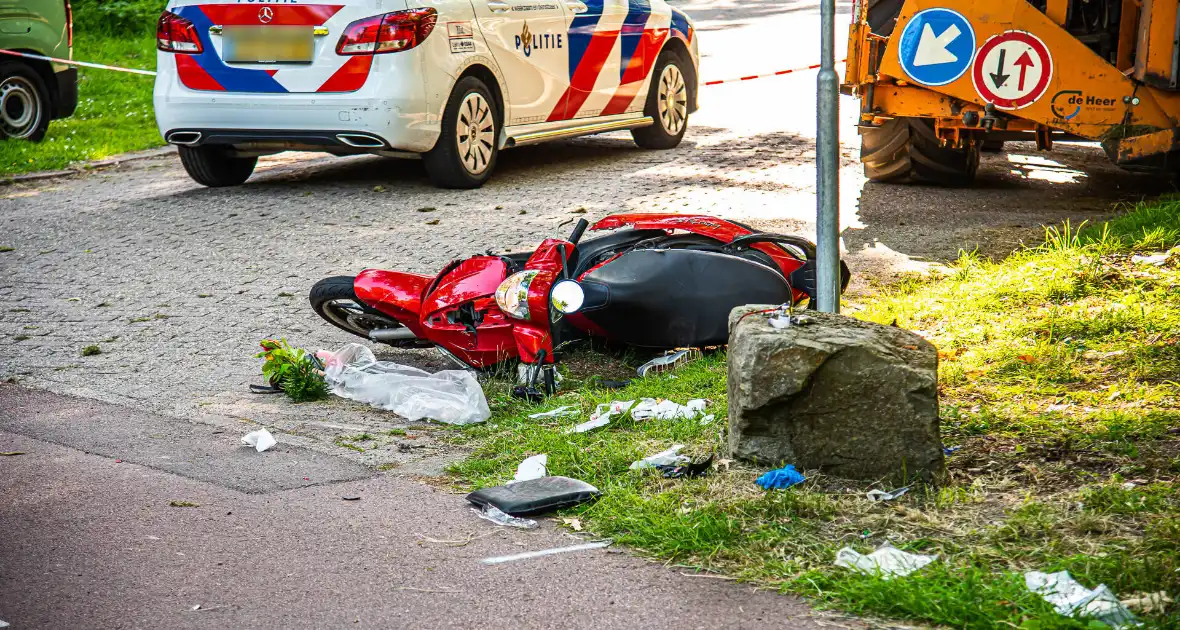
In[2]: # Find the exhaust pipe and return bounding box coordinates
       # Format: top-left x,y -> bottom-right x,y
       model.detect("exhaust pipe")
336,133 -> 386,148
369,327 -> 417,342
167,131 -> 202,146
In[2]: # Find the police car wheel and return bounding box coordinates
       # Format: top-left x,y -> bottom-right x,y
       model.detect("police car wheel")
424,77 -> 499,189
178,145 -> 258,188
632,52 -> 689,150
0,61 -> 51,142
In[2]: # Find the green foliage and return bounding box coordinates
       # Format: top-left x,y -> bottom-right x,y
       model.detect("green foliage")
80,344 -> 101,356
0,34 -> 158,175
72,0 -> 164,37
256,339 -> 329,403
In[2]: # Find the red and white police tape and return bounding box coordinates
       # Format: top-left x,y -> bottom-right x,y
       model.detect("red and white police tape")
1,48 -> 842,85
702,60 -> 845,87
0,48 -> 157,76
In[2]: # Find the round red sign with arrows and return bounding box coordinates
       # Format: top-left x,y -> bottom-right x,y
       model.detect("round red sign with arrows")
972,31 -> 1053,109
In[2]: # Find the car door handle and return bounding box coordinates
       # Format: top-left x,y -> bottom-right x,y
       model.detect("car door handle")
487,1 -> 511,12
566,0 -> 588,12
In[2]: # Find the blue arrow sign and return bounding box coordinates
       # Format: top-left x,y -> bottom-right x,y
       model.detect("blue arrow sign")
896,8 -> 975,86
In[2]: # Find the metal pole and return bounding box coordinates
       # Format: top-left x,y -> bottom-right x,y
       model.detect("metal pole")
816,0 -> 841,313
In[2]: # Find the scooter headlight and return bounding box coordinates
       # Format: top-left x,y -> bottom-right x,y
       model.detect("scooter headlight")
495,270 -> 539,320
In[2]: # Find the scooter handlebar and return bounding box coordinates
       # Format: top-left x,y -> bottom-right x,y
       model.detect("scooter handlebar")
567,219 -> 590,247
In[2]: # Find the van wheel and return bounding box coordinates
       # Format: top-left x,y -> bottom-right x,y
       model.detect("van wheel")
860,117 -> 979,186
632,51 -> 689,149
178,145 -> 257,187
424,76 -> 499,189
0,61 -> 51,141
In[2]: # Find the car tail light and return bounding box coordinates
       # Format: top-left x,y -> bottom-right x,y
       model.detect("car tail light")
157,11 -> 203,54
336,8 -> 437,55
64,1 -> 72,49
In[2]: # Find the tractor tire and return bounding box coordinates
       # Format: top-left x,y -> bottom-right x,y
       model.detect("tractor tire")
860,117 -> 980,186
981,139 -> 1005,152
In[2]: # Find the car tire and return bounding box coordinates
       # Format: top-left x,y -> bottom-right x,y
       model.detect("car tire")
631,51 -> 690,150
423,76 -> 499,189
178,145 -> 258,188
0,61 -> 52,142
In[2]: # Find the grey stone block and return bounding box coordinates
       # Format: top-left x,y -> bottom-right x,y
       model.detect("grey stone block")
727,306 -> 945,484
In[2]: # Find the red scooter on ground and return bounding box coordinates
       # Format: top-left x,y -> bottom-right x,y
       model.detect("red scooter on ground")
310,214 -> 849,395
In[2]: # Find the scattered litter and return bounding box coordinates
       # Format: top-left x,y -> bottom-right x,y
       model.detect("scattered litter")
1047,403 -> 1073,412
835,545 -> 938,579
567,400 -> 634,433
342,495 -> 361,501
657,454 -> 714,478
241,428 -> 277,453
191,605 -> 202,611
630,444 -> 690,470
1120,591 -> 1172,614
756,464 -> 806,489
637,348 -> 701,377
943,446 -> 961,456
768,313 -> 814,329
1131,253 -> 1171,266
528,406 -> 579,419
1025,571 -> 1138,628
321,343 -> 489,425
699,414 -> 716,426
598,378 -> 631,389
248,383 -> 283,395
510,454 -> 547,484
480,540 -> 611,565
472,505 -> 538,529
517,363 -> 563,386
416,530 -> 498,547
0,451 -> 25,456
631,398 -> 707,421
0,619 -> 8,628
866,487 -> 910,502
561,517 -> 583,531
467,476 -> 601,515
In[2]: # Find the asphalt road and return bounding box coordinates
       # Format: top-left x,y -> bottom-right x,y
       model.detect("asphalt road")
0,0 -> 1175,626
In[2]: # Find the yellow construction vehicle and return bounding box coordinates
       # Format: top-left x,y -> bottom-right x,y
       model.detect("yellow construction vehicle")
843,0 -> 1180,185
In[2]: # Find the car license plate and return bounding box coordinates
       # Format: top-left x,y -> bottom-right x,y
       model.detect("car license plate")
224,26 -> 314,64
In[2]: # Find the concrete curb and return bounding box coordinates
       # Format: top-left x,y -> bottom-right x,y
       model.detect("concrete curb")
0,146 -> 177,186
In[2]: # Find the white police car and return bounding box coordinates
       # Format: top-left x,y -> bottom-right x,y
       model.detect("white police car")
154,0 -> 698,189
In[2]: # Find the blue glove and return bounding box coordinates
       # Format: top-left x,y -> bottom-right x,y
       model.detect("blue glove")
756,465 -> 805,489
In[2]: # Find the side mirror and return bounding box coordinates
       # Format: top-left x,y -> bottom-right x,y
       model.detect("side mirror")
550,280 -> 585,315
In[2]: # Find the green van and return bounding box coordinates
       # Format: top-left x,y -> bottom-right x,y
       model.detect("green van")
0,0 -> 76,140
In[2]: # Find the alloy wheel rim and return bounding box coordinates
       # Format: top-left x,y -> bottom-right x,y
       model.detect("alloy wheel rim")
0,77 -> 40,139
657,64 -> 687,136
322,299 -> 397,335
456,92 -> 495,176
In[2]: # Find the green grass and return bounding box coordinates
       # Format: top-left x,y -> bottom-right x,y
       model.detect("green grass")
449,198 -> 1180,628
0,28 -> 159,175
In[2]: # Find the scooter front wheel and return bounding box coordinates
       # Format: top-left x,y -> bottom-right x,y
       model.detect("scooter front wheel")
310,276 -> 410,344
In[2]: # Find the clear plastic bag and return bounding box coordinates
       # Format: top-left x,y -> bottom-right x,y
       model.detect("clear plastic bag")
320,343 -> 490,425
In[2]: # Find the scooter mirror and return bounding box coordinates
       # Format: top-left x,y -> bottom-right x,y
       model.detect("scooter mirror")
550,280 -> 585,314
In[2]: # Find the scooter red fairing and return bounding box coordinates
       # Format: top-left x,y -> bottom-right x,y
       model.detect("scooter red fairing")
310,214 -> 849,390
